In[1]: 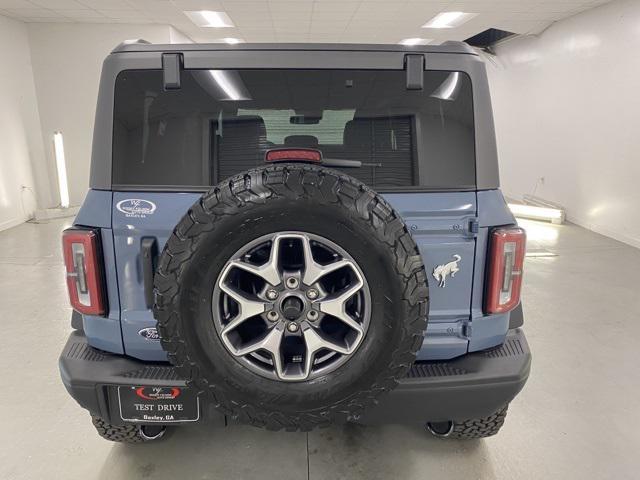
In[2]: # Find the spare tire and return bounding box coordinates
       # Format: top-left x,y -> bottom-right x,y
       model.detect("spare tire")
153,163 -> 428,431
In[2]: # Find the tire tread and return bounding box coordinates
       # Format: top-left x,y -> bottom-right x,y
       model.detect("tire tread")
449,405 -> 509,439
91,416 -> 146,443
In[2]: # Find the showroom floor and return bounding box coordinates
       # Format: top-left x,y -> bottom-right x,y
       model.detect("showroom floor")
1,217 -> 638,480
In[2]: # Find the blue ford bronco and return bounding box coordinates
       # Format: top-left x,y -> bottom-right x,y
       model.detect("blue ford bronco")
59,41 -> 531,443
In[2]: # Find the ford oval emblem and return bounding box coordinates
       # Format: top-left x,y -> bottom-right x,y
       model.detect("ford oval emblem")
138,327 -> 160,341
116,199 -> 157,218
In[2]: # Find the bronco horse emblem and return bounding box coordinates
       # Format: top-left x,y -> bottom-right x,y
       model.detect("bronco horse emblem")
432,254 -> 461,288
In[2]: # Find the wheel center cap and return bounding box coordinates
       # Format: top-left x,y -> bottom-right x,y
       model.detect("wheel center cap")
281,295 -> 304,320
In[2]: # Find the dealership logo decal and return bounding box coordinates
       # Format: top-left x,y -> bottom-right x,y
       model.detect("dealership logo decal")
135,387 -> 181,401
116,199 -> 156,218
138,327 -> 160,341
432,254 -> 461,288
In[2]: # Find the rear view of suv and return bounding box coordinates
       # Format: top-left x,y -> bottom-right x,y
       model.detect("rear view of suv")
59,41 -> 530,442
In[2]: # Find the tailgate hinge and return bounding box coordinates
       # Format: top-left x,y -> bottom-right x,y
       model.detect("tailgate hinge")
462,321 -> 472,339
465,218 -> 479,238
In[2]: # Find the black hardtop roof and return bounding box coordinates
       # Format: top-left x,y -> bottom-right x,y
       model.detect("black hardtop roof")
111,40 -> 477,55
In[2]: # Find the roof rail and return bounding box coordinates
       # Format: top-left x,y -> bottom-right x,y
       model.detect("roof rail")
110,41 -> 478,55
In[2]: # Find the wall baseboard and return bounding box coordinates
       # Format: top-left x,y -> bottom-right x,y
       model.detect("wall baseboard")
33,206 -> 80,221
567,214 -> 640,250
0,215 -> 29,232
502,189 -> 639,250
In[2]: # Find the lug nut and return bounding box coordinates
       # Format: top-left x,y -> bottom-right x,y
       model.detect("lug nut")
287,322 -> 299,333
306,310 -> 319,321
267,311 -> 279,322
266,289 -> 279,300
306,288 -> 319,300
286,277 -> 299,289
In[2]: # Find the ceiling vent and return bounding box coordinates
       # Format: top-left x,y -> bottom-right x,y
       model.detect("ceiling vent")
465,28 -> 516,49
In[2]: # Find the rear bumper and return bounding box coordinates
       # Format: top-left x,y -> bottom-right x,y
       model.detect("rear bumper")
59,329 -> 531,426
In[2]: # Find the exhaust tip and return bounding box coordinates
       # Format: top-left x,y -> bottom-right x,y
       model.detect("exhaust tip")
426,421 -> 454,438
139,425 -> 167,441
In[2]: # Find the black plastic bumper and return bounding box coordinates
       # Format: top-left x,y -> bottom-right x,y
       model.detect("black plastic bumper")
59,329 -> 531,426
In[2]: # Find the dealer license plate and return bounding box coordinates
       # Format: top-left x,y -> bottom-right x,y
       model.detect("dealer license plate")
117,386 -> 200,423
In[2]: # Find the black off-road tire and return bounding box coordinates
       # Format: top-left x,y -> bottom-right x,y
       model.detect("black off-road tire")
153,163 -> 429,431
427,405 -> 509,439
91,416 -> 167,443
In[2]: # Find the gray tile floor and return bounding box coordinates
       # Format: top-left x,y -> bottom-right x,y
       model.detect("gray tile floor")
1,217 -> 639,480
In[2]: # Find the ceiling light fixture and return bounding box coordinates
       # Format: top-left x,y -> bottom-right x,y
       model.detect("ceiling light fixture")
221,38 -> 244,44
53,131 -> 69,209
508,204 -> 565,225
184,11 -> 234,28
399,38 -> 432,46
422,11 -> 477,29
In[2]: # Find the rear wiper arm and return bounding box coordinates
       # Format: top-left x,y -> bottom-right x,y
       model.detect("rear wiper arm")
322,158 -> 362,168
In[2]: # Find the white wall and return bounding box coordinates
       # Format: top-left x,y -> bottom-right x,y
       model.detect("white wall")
0,16 -> 46,231
27,23 -> 173,208
487,0 -> 640,248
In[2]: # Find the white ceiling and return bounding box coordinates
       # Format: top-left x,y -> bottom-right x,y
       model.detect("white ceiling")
0,0 -> 611,44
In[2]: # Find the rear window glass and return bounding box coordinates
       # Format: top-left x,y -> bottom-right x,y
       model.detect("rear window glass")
112,69 -> 475,190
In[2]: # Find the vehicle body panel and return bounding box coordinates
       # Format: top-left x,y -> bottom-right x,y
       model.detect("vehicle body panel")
112,192 -> 199,360
104,190 -> 517,362
78,189 -> 518,360
468,189 -> 518,352
385,192 -> 476,360
74,190 -> 123,354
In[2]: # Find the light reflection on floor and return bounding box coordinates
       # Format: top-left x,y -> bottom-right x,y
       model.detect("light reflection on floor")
517,218 -> 560,245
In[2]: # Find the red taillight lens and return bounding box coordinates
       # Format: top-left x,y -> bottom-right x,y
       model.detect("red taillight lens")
265,148 -> 322,163
484,226 -> 526,314
62,228 -> 106,316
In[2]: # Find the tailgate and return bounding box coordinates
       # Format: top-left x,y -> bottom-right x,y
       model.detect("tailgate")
112,191 -> 476,361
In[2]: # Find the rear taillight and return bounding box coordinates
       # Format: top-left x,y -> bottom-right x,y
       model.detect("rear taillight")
484,226 -> 526,314
62,228 -> 106,316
